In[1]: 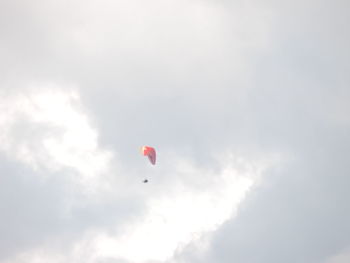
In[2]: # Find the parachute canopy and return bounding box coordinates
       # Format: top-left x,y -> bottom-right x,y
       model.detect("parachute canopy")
141,146 -> 156,165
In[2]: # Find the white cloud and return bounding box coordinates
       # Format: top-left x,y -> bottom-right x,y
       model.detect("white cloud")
64,154 -> 277,263
1,0 -> 349,262
3,145 -> 279,263
0,86 -> 113,190
0,83 -> 281,263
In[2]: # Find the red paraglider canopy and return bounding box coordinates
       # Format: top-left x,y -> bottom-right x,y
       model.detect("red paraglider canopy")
141,146 -> 156,165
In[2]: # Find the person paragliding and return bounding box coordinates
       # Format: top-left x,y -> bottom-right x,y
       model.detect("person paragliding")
141,146 -> 156,183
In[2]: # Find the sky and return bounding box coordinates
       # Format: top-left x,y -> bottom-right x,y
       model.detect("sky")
0,0 -> 349,262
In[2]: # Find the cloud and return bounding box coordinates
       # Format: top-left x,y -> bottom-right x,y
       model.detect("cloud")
0,0 -> 349,262
0,85 -> 276,262
170,0 -> 350,262
0,87 -> 143,262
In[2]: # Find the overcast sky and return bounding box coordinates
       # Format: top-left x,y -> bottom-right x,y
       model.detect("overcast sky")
0,0 -> 349,262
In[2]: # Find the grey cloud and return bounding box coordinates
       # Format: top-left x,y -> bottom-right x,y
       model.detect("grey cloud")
0,154 -> 143,261
0,0 -> 349,262
206,138 -> 350,263
172,0 -> 350,262
0,155 -> 69,260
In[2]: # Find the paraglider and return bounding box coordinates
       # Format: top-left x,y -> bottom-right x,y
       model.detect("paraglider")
141,146 -> 156,165
141,146 -> 156,183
